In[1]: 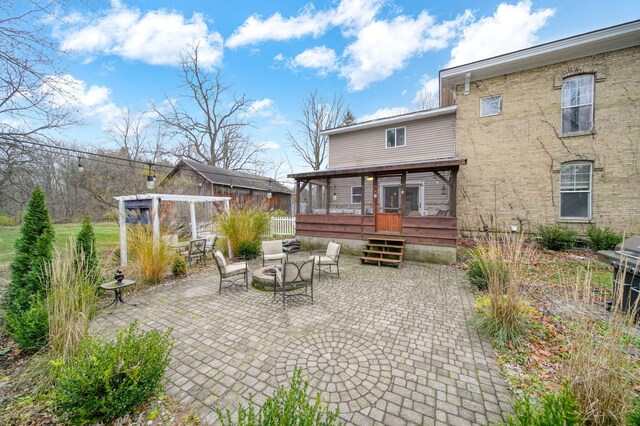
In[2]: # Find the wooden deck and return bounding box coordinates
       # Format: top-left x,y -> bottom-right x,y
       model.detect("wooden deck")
296,214 -> 457,247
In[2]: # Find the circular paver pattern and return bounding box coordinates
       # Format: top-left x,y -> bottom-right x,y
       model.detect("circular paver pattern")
275,331 -> 391,409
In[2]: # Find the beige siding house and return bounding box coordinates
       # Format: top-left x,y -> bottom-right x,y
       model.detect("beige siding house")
440,20 -> 640,234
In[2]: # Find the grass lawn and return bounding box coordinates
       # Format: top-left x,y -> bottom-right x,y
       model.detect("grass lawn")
0,222 -> 120,265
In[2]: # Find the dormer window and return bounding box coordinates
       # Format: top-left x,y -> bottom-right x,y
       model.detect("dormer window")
561,75 -> 594,135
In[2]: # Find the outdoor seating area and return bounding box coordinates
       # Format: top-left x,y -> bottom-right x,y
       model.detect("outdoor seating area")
91,252 -> 512,425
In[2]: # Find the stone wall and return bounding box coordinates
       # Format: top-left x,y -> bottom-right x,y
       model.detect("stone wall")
455,46 -> 640,236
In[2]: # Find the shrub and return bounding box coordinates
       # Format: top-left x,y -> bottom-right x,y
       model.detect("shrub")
75,216 -> 100,279
538,225 -> 577,251
217,367 -> 341,426
128,225 -> 170,285
47,241 -> 99,362
0,211 -> 14,227
3,297 -> 48,350
51,321 -> 173,425
237,240 -> 261,260
502,386 -> 581,426
219,208 -> 270,258
171,255 -> 187,277
4,187 -> 54,315
473,231 -> 535,347
586,225 -> 623,252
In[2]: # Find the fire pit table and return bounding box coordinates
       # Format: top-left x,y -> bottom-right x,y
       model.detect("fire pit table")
252,265 -> 280,290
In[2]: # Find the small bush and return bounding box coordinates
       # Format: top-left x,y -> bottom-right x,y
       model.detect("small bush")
3,297 -> 48,350
538,225 -> 577,251
171,255 -> 187,277
502,386 -> 581,426
217,367 -> 341,426
237,240 -> 261,260
586,225 -> 623,252
51,321 -> 173,425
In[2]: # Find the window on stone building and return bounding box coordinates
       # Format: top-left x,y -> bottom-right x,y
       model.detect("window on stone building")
480,95 -> 502,117
351,186 -> 362,204
561,75 -> 594,134
386,127 -> 406,148
560,161 -> 592,219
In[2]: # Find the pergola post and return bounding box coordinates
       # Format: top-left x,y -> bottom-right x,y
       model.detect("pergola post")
118,198 -> 127,267
152,196 -> 160,244
189,201 -> 197,240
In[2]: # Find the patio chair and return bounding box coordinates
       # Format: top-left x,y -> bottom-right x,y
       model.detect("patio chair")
309,241 -> 342,277
186,238 -> 207,266
214,251 -> 248,293
274,258 -> 315,306
203,234 -> 217,258
262,240 -> 288,266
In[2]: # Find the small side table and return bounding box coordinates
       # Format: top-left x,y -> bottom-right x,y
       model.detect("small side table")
100,279 -> 137,311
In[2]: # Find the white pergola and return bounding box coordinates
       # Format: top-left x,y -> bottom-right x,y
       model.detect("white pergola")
114,193 -> 231,267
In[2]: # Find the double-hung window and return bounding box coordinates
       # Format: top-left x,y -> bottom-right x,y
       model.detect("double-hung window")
351,186 -> 362,204
386,127 -> 406,148
480,95 -> 502,117
560,161 -> 592,220
561,75 -> 594,134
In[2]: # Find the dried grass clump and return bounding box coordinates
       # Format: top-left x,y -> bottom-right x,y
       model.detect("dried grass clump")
473,230 -> 536,347
46,240 -> 100,362
562,267 -> 639,425
127,224 -> 170,285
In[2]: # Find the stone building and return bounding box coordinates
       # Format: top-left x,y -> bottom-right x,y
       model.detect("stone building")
439,20 -> 639,234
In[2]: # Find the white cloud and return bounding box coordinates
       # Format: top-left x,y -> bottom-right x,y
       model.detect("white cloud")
41,74 -> 120,123
274,53 -> 285,61
448,1 -> 554,67
226,0 -> 384,48
248,98 -> 275,117
259,140 -> 280,150
358,107 -> 411,123
341,10 -> 472,91
58,4 -> 223,67
413,75 -> 440,108
290,46 -> 337,75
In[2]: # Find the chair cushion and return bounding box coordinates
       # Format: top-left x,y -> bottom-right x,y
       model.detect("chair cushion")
225,262 -> 247,276
264,253 -> 287,261
262,240 -> 284,256
309,255 -> 337,265
214,251 -> 227,271
326,242 -> 341,258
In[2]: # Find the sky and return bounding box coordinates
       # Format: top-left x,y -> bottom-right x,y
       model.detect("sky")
39,0 -> 640,176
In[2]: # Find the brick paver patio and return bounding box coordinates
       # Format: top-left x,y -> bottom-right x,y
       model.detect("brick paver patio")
92,254 -> 512,425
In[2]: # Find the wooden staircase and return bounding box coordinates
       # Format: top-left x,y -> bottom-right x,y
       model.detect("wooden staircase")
360,236 -> 405,267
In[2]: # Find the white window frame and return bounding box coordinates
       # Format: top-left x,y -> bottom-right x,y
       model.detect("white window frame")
480,95 -> 502,117
351,186 -> 362,204
559,161 -> 592,220
561,74 -> 594,135
385,127 -> 406,148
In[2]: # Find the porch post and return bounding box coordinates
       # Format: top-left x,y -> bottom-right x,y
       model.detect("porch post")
308,182 -> 313,213
450,168 -> 458,217
360,175 -> 365,215
326,178 -> 331,214
118,198 -> 127,267
372,176 -> 378,232
400,172 -> 407,216
295,180 -> 301,215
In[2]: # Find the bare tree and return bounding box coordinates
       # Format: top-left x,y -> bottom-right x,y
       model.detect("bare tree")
287,90 -> 346,171
153,45 -> 263,171
104,107 -> 170,164
413,89 -> 439,110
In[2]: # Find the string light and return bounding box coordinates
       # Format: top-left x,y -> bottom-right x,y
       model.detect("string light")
77,157 -> 83,172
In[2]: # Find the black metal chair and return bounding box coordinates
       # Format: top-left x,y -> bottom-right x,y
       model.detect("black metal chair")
186,238 -> 207,265
309,241 -> 342,277
214,251 -> 248,293
274,258 -> 315,306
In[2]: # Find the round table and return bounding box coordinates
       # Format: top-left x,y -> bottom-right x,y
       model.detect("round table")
100,279 -> 137,311
252,266 -> 280,290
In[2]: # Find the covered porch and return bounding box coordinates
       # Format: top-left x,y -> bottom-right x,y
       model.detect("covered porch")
288,158 -> 466,262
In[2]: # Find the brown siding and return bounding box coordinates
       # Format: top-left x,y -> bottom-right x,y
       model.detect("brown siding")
328,114 -> 456,168
296,214 -> 457,247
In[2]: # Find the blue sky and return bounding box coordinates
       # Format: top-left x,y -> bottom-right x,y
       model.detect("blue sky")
44,0 -> 639,176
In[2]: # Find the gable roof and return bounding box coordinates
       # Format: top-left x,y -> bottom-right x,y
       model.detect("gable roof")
166,158 -> 291,194
440,20 -> 640,91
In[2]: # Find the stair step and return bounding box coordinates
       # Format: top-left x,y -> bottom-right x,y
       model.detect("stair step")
362,249 -> 403,256
367,237 -> 406,243
365,243 -> 405,249
360,256 -> 402,264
